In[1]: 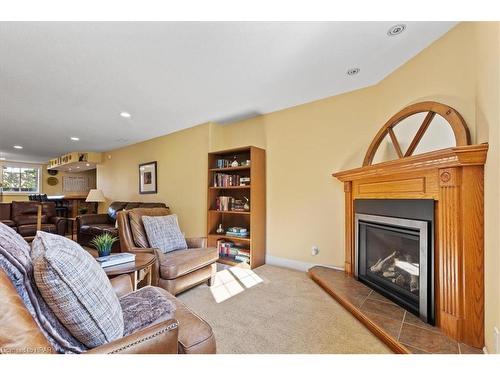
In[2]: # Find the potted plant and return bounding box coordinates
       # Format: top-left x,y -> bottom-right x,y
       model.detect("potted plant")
90,232 -> 118,257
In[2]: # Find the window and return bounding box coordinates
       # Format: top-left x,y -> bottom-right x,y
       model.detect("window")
0,163 -> 41,194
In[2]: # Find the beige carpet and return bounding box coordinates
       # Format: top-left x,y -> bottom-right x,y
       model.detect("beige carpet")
177,264 -> 392,354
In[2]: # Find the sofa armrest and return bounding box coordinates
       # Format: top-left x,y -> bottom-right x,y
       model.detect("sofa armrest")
186,237 -> 207,248
77,213 -> 111,226
49,216 -> 67,236
85,320 -> 179,354
110,275 -> 133,298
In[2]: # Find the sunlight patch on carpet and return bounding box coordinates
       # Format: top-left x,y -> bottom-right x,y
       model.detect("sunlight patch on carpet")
210,267 -> 263,303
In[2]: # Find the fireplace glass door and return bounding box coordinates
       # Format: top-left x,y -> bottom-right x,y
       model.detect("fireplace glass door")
356,213 -> 431,322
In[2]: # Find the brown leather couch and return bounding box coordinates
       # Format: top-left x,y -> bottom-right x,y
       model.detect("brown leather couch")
0,202 -> 66,239
0,270 -> 216,354
77,201 -> 168,251
117,207 -> 219,295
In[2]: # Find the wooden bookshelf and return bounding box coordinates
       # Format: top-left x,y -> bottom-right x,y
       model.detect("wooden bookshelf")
207,146 -> 266,269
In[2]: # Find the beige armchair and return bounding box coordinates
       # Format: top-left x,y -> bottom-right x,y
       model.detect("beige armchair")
116,207 -> 218,295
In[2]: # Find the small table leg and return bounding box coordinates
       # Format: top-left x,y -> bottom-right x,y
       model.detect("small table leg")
131,271 -> 138,291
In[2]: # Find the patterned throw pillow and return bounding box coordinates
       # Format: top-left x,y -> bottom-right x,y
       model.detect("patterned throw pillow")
0,223 -> 86,353
142,214 -> 188,253
32,231 -> 124,348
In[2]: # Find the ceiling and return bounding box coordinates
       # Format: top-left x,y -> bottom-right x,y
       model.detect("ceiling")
0,22 -> 457,163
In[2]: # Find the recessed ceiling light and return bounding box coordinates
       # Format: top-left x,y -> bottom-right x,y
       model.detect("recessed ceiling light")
70,137 -> 80,141
387,24 -> 406,36
347,68 -> 360,76
13,145 -> 23,149
120,112 -> 131,118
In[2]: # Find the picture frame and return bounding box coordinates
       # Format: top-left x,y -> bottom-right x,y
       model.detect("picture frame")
139,161 -> 157,194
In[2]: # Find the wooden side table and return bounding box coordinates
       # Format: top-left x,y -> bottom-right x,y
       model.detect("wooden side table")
87,249 -> 156,291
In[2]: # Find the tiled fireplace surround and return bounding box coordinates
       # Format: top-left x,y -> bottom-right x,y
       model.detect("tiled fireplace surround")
312,144 -> 488,353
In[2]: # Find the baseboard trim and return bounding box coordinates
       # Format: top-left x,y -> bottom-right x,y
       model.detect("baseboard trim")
265,254 -> 344,273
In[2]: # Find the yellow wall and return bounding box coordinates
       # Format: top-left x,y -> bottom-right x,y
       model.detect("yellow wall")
474,22 -> 500,354
97,124 -> 209,236
97,22 -> 500,351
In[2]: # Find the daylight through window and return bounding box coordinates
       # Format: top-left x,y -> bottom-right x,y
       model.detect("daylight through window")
0,164 -> 41,193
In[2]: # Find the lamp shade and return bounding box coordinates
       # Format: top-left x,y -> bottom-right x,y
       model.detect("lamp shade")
85,189 -> 105,203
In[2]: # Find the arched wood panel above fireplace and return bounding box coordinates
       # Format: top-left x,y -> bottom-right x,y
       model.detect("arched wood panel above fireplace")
332,101 -> 488,349
363,101 -> 471,167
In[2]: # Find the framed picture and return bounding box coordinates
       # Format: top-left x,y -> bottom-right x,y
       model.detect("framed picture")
139,161 -> 157,194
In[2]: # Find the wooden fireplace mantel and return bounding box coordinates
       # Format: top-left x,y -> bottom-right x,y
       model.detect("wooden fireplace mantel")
332,143 -> 488,348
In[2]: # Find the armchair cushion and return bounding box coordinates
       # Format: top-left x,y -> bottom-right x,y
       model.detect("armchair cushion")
16,214 -> 48,226
120,286 -> 175,336
158,247 -> 219,279
78,213 -> 112,226
32,231 -> 124,348
128,207 -> 171,248
142,214 -> 187,253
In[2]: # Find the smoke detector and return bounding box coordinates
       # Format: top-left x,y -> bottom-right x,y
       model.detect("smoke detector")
387,24 -> 406,36
347,68 -> 360,76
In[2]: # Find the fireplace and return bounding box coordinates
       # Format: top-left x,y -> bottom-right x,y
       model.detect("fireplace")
355,199 -> 434,324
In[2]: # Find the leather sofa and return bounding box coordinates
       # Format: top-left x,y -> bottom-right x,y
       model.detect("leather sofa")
0,269 -> 216,354
0,202 -> 66,240
77,201 -> 167,252
117,207 -> 219,295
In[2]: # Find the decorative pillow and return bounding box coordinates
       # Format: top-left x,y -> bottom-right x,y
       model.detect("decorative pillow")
142,214 -> 187,253
128,207 -> 171,248
0,223 -> 86,353
31,231 -> 124,348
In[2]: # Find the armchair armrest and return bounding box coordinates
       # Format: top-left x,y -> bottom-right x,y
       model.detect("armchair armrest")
49,216 -> 67,236
186,237 -> 207,248
85,320 -> 179,354
110,274 -> 133,298
127,247 -> 156,255
77,213 -> 112,226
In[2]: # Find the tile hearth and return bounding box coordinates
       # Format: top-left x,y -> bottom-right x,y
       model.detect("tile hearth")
309,266 -> 483,354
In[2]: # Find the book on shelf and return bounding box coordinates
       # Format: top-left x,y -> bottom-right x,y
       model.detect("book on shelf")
214,196 -> 249,212
235,255 -> 250,264
215,158 -> 250,169
217,240 -> 250,263
226,226 -> 249,237
213,173 -> 250,187
96,252 -> 136,268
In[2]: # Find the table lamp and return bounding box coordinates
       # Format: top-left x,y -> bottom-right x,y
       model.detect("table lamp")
86,189 -> 105,213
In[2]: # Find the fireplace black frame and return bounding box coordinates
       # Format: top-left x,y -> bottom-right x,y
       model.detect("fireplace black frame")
354,199 -> 435,325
